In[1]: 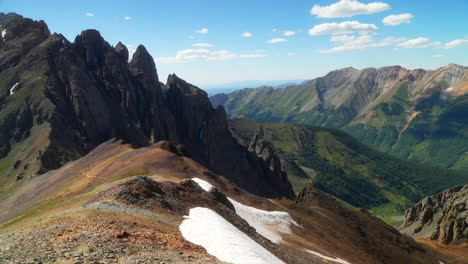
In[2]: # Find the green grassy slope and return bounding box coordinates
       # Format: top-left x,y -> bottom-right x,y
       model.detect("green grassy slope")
210,65 -> 468,171
229,117 -> 468,223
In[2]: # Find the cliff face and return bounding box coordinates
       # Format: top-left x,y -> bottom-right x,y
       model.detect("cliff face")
400,185 -> 468,245
0,13 -> 294,199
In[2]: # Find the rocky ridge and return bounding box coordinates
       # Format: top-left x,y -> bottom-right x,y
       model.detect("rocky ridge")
400,185 -> 468,245
0,13 -> 293,199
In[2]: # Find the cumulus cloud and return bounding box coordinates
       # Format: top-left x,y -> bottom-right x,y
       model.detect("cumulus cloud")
444,39 -> 468,49
241,32 -> 253,38
287,53 -> 297,56
85,12 -> 94,17
309,21 -> 378,35
319,33 -> 405,53
383,13 -> 414,26
156,49 -> 266,63
195,28 -> 209,34
192,43 -> 214,47
124,16 -> 132,20
284,31 -> 296,36
266,38 -> 288,44
310,0 -> 391,18
397,38 -> 441,48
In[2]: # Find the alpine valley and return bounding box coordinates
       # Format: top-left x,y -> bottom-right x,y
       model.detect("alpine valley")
0,12 -> 467,264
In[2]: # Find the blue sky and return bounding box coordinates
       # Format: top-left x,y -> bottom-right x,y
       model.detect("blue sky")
1,0 -> 467,88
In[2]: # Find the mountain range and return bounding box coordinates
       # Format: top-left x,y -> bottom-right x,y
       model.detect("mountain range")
0,13 -> 466,264
210,64 -> 468,171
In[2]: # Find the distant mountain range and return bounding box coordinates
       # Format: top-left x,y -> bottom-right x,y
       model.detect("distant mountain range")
211,64 -> 468,171
202,79 -> 305,96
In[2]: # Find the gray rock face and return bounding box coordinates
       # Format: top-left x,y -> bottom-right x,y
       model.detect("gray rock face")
400,185 -> 468,244
237,135 -> 294,199
0,13 -> 294,199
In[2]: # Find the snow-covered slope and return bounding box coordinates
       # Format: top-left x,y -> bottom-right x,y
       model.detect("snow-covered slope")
179,207 -> 285,264
191,177 -> 298,244
306,249 -> 352,264
228,198 -> 298,244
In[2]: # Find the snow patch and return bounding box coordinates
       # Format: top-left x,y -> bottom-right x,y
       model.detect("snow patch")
1,28 -> 6,41
180,207 -> 285,264
228,197 -> 298,243
306,249 -> 352,264
191,178 -> 213,192
9,83 -> 19,95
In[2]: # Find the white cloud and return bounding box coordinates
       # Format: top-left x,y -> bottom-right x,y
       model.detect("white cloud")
195,28 -> 208,34
266,38 -> 288,44
192,43 -> 214,47
397,37 -> 441,48
254,50 -> 266,53
320,33 -> 405,53
85,12 -> 94,17
432,54 -> 444,58
156,49 -> 266,63
444,39 -> 468,49
241,32 -> 253,38
309,21 -> 378,35
272,29 -> 278,32
383,13 -> 414,26
287,53 -> 297,56
239,53 -> 267,58
124,16 -> 132,20
310,0 -> 391,18
284,31 -> 296,37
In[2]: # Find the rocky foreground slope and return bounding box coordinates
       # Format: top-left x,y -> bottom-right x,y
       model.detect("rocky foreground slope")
400,185 -> 468,245
211,64 -> 468,170
0,12 -> 292,199
1,140 -> 464,263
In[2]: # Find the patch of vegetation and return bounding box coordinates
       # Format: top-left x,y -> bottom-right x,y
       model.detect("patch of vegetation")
229,118 -> 468,216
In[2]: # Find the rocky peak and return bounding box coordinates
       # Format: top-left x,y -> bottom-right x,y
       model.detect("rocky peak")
400,185 -> 468,245
129,45 -> 159,85
73,29 -> 111,71
167,74 -> 208,97
114,41 -> 129,61
0,15 -> 295,199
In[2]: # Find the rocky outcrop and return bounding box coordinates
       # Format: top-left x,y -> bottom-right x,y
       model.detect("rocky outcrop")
245,136 -> 294,198
400,185 -> 468,245
0,13 -> 294,199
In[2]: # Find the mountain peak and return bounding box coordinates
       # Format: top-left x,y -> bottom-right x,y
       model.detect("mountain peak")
129,44 -> 159,85
114,41 -> 128,61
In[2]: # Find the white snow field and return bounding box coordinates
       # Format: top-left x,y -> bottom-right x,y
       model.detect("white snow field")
191,177 -> 298,244
191,178 -> 213,192
306,249 -> 352,264
179,207 -> 285,264
9,83 -> 19,95
228,197 -> 298,243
